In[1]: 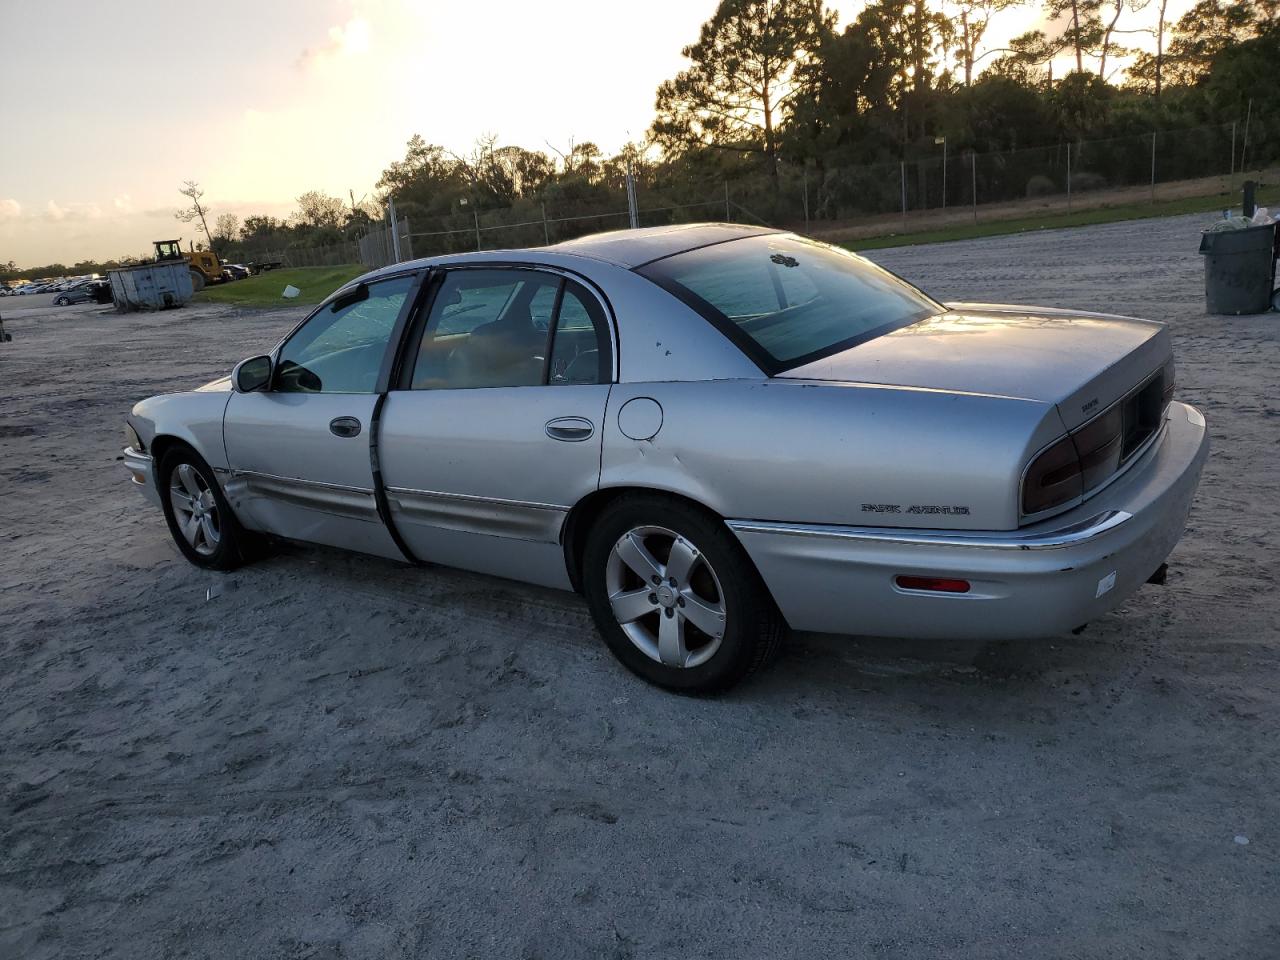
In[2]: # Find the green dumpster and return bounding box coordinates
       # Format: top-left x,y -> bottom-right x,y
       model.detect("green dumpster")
1198,222 -> 1278,315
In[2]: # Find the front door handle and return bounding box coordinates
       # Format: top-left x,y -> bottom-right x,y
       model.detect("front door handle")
545,416 -> 594,442
329,416 -> 362,439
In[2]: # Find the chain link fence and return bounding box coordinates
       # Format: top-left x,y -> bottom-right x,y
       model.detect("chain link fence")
342,119 -> 1274,269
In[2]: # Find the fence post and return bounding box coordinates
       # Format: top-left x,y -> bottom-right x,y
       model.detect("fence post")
942,139 -> 948,212
802,166 -> 810,231
900,161 -> 907,228
474,210 -> 482,251
388,198 -> 402,263
1240,98 -> 1253,174
1230,121 -> 1237,181
1066,143 -> 1072,212
1150,132 -> 1157,204
724,182 -> 731,222
625,158 -> 639,229
971,152 -> 977,224
542,203 -> 550,245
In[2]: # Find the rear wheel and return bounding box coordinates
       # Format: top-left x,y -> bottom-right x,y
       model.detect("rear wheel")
583,495 -> 787,693
189,269 -> 206,292
157,446 -> 251,570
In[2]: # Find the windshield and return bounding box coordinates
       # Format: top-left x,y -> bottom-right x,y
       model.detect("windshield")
638,234 -> 941,373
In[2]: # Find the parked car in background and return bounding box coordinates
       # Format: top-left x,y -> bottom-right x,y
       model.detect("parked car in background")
122,224 -> 1208,693
54,280 -> 111,306
222,264 -> 250,281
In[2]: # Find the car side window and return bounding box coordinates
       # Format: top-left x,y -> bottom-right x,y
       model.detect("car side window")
410,269 -> 559,390
275,275 -> 414,394
548,281 -> 611,385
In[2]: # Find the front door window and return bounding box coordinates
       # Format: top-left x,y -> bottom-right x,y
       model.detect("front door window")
275,275 -> 414,394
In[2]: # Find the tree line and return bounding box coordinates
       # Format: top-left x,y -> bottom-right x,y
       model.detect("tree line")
5,0 -> 1275,276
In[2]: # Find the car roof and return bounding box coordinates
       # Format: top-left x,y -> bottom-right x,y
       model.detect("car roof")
544,222 -> 780,267
353,222 -> 783,287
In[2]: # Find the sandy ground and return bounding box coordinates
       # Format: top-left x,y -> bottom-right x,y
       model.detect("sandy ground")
2,213 -> 1277,959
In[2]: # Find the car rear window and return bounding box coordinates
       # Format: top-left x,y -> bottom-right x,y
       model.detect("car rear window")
637,234 -> 941,373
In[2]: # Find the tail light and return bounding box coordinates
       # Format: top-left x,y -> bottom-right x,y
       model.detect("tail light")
1022,435 -> 1082,514
1072,405 -> 1123,490
1023,365 -> 1174,517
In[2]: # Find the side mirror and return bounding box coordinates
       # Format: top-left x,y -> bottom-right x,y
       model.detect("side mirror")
232,355 -> 272,393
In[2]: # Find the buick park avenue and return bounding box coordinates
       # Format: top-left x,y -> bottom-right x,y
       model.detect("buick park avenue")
123,224 -> 1208,692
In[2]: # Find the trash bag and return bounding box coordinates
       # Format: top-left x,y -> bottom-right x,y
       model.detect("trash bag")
1205,216 -> 1251,233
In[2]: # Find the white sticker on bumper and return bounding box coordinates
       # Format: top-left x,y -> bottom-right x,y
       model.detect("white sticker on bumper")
1096,571 -> 1117,599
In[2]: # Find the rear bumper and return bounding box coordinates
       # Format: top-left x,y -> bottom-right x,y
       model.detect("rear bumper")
123,446 -> 161,508
728,402 -> 1209,640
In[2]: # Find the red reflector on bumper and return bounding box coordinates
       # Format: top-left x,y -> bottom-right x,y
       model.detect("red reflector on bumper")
895,576 -> 971,594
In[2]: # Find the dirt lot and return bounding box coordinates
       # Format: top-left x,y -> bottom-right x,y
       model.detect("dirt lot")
2,213 -> 1277,959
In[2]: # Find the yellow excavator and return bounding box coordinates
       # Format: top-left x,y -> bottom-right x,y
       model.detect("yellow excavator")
153,240 -> 222,292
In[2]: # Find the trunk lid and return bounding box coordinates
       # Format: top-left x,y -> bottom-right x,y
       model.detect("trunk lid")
779,303 -> 1170,430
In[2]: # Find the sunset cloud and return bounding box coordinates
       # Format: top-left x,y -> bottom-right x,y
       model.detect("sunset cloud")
0,198 -> 20,220
44,200 -> 103,222
296,16 -> 372,69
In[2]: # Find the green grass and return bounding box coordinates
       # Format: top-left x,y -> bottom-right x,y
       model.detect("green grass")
194,265 -> 365,307
844,190 -> 1267,252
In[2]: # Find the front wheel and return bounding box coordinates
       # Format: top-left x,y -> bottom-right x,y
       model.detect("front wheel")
157,447 -> 250,570
583,495 -> 787,694
189,269 -> 206,292
54,296 -> 69,306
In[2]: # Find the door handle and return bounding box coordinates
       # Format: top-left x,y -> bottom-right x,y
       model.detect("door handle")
329,416 -> 362,438
545,416 -> 594,442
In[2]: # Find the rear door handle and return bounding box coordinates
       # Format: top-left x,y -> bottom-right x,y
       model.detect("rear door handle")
545,416 -> 594,442
329,416 -> 362,438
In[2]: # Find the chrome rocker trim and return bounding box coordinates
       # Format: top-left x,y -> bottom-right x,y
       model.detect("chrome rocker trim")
726,509 -> 1133,552
226,469 -> 380,521
384,486 -> 569,543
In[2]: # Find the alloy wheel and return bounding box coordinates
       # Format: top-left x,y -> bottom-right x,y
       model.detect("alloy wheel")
604,525 -> 727,668
169,463 -> 221,557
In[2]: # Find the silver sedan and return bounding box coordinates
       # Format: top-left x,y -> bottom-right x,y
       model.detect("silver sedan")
123,224 -> 1208,692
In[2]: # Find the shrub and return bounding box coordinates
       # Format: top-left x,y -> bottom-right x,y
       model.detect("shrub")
1071,171 -> 1108,192
1025,174 -> 1057,197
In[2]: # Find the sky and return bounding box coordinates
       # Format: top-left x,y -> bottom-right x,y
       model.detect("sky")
0,0 -> 1194,267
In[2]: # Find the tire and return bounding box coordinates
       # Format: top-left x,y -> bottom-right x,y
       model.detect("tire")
55,296 -> 69,306
189,269 -> 206,292
157,446 -> 252,571
582,494 -> 787,693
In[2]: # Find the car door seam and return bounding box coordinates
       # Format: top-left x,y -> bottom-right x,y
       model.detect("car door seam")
369,391 -> 422,565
